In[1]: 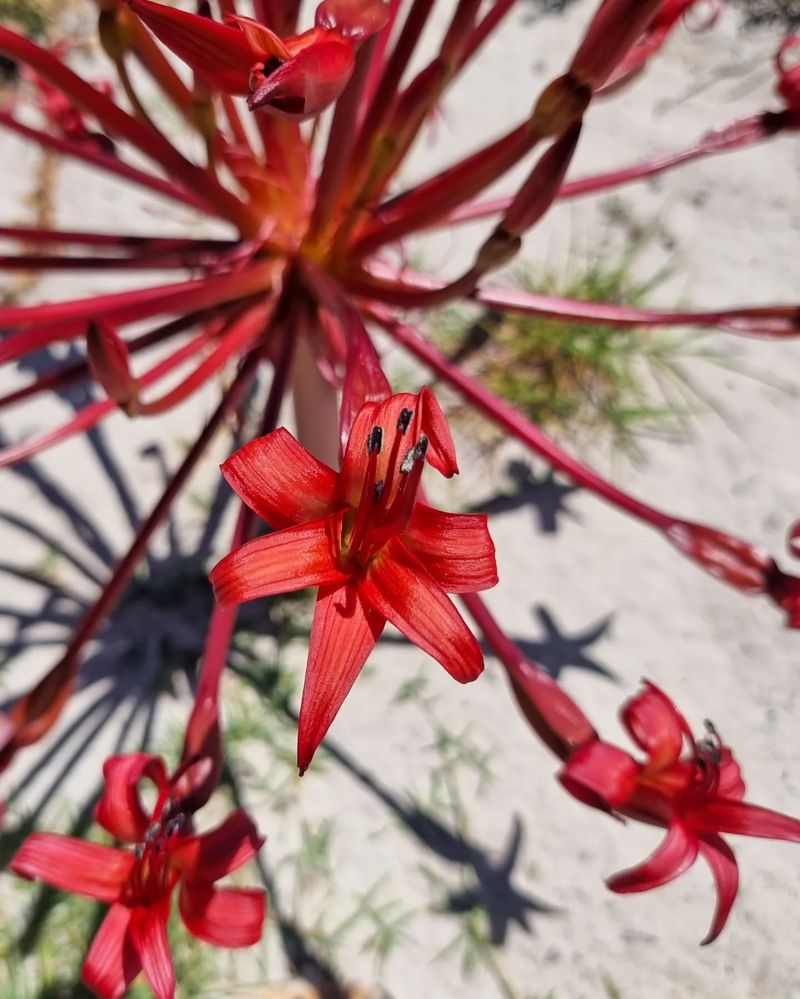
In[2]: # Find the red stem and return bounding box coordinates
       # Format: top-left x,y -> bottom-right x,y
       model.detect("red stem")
0,348 -> 262,770
442,110 -> 800,226
0,28 -> 259,233
0,111 -> 210,213
136,302 -> 269,414
0,305 -> 244,413
0,324 -> 218,466
461,592 -> 596,761
349,265 -> 800,338
373,309 -> 673,529
0,226 -> 236,251
0,261 -> 273,362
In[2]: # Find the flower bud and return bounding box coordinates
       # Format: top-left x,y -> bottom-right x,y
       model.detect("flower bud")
86,321 -> 139,413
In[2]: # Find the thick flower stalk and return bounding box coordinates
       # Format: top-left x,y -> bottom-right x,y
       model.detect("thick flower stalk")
10,752 -> 266,999
559,683 -> 800,944
210,390 -> 497,771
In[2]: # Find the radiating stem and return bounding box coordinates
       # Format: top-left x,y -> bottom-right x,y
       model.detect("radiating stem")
374,310 -> 673,529
461,593 -> 596,761
0,348 -> 262,772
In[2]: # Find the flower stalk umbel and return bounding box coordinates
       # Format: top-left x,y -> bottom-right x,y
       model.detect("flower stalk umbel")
1,0 -> 800,989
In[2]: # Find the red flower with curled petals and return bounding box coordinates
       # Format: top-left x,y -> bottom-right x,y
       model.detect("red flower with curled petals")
125,0 -> 386,119
559,682 -> 800,944
10,752 -> 265,999
210,390 -> 497,773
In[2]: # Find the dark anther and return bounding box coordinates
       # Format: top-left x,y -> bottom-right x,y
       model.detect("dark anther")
368,426 -> 383,455
397,408 -> 413,434
415,435 -> 429,459
262,56 -> 282,77
134,843 -> 144,860
374,480 -> 384,498
144,822 -> 159,844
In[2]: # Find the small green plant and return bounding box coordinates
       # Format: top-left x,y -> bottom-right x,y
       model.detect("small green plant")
432,241 -> 701,457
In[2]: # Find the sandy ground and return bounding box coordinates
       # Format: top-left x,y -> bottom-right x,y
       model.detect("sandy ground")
1,2 -> 800,997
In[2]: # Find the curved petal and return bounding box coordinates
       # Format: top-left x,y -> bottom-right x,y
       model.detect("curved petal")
607,820 -> 698,894
248,38 -> 355,119
81,903 -> 141,999
130,899 -> 175,999
402,504 -> 497,593
621,682 -> 689,771
716,749 -> 746,801
419,386 -> 458,477
298,581 -> 385,773
559,739 -> 639,811
698,833 -> 739,945
209,516 -> 347,607
127,0 -> 253,94
688,799 -> 800,842
173,809 -> 264,883
95,753 -> 169,843
179,881 -> 266,947
221,428 -> 338,529
360,537 -> 483,682
10,834 -> 132,902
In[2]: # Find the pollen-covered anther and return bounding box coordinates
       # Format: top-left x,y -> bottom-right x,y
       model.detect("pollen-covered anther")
399,435 -> 429,474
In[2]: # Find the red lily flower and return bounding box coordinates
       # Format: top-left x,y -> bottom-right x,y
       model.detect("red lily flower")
559,682 -> 800,943
10,753 -> 266,999
125,0 -> 387,119
210,390 -> 497,772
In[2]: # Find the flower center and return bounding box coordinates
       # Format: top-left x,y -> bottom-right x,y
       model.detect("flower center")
123,813 -> 186,907
341,407 -> 427,567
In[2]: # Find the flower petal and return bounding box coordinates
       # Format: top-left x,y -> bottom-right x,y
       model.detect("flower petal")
130,899 -> 175,999
221,428 -> 338,530
248,37 -> 355,119
209,516 -> 347,607
360,537 -> 483,682
621,681 -> 690,771
174,809 -> 264,883
179,881 -> 266,948
419,386 -> 458,477
402,504 -> 497,593
95,753 -> 169,843
10,834 -> 132,902
607,820 -> 698,894
81,903 -> 141,999
688,798 -> 800,842
698,833 -> 739,945
558,739 -> 639,811
298,581 -> 385,772
127,0 -> 253,94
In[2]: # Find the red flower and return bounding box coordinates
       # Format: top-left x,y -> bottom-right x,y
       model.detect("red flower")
125,0 -> 387,119
10,753 -> 266,999
210,390 -> 497,772
559,682 -> 800,943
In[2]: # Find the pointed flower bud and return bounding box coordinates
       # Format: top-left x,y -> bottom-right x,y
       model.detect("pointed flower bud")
86,320 -> 139,413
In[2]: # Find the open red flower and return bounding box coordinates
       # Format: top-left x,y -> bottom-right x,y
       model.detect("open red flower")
210,390 -> 497,772
126,0 -> 387,118
559,682 -> 800,943
10,753 -> 266,999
